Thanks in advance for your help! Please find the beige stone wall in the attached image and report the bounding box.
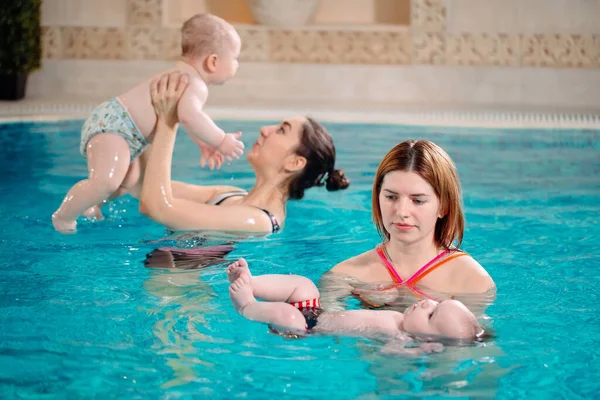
[31,0,600,108]
[40,0,599,67]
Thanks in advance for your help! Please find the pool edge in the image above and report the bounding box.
[1,103,599,129]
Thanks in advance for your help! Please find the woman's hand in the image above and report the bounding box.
[151,71,188,128]
[352,287,398,308]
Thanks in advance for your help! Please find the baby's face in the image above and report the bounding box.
[402,299,480,340]
[213,31,241,84]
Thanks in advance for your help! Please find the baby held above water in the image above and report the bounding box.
[52,13,244,233]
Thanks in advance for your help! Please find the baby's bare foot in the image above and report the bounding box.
[83,205,104,222]
[52,213,77,234]
[226,258,251,283]
[229,273,255,314]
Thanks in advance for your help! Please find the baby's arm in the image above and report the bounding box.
[317,272,356,312]
[177,82,243,158]
[380,335,444,357]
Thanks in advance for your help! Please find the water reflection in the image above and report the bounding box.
[358,340,514,398]
[318,271,496,314]
[318,271,508,397]
[144,245,234,270]
[142,238,235,389]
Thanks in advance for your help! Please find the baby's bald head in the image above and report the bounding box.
[181,13,239,58]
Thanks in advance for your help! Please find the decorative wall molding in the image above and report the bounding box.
[40,24,600,68]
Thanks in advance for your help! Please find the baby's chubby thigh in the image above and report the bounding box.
[121,158,142,190]
[125,149,153,199]
[86,133,132,189]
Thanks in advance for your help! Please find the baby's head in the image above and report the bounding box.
[181,13,241,84]
[402,299,483,341]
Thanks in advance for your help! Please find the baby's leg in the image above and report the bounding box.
[82,187,127,221]
[226,258,320,302]
[52,133,131,233]
[82,204,105,221]
[229,273,306,331]
[82,158,142,221]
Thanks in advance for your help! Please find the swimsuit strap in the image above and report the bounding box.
[406,284,436,300]
[375,244,403,283]
[383,287,439,307]
[258,208,281,233]
[208,191,280,234]
[357,281,437,309]
[404,249,451,285]
[361,247,470,305]
[209,190,248,206]
[375,245,451,284]
[406,251,469,286]
[373,244,466,288]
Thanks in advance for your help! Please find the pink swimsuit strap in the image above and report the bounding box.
[375,245,403,283]
[361,245,468,304]
[405,250,451,285]
[375,244,451,285]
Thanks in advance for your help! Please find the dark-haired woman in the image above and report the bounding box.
[139,71,349,234]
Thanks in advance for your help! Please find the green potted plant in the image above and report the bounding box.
[0,0,41,100]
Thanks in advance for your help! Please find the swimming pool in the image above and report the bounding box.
[0,119,598,399]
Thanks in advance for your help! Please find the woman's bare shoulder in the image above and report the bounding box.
[447,252,495,293]
[330,249,378,275]
[213,185,247,194]
[210,186,247,204]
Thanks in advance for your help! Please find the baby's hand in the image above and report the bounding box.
[217,132,244,160]
[352,289,397,308]
[380,340,443,357]
[419,342,444,354]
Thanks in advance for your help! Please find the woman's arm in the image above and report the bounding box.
[317,271,356,312]
[138,72,273,234]
[321,251,400,309]
[141,143,243,205]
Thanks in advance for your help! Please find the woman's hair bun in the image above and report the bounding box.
[326,169,350,191]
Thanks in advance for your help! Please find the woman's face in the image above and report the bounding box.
[247,116,307,172]
[378,170,442,245]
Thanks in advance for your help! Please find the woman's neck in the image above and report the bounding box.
[384,237,444,275]
[243,175,288,216]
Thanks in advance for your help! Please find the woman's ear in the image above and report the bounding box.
[284,154,307,173]
[205,54,218,73]
[438,204,447,219]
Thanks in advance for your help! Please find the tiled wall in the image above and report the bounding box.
[30,0,600,109]
[40,0,600,67]
[41,0,413,63]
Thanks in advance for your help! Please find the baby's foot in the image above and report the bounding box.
[83,205,104,222]
[52,213,77,234]
[229,273,255,314]
[226,258,251,283]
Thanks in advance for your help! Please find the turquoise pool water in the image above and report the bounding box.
[0,119,598,399]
